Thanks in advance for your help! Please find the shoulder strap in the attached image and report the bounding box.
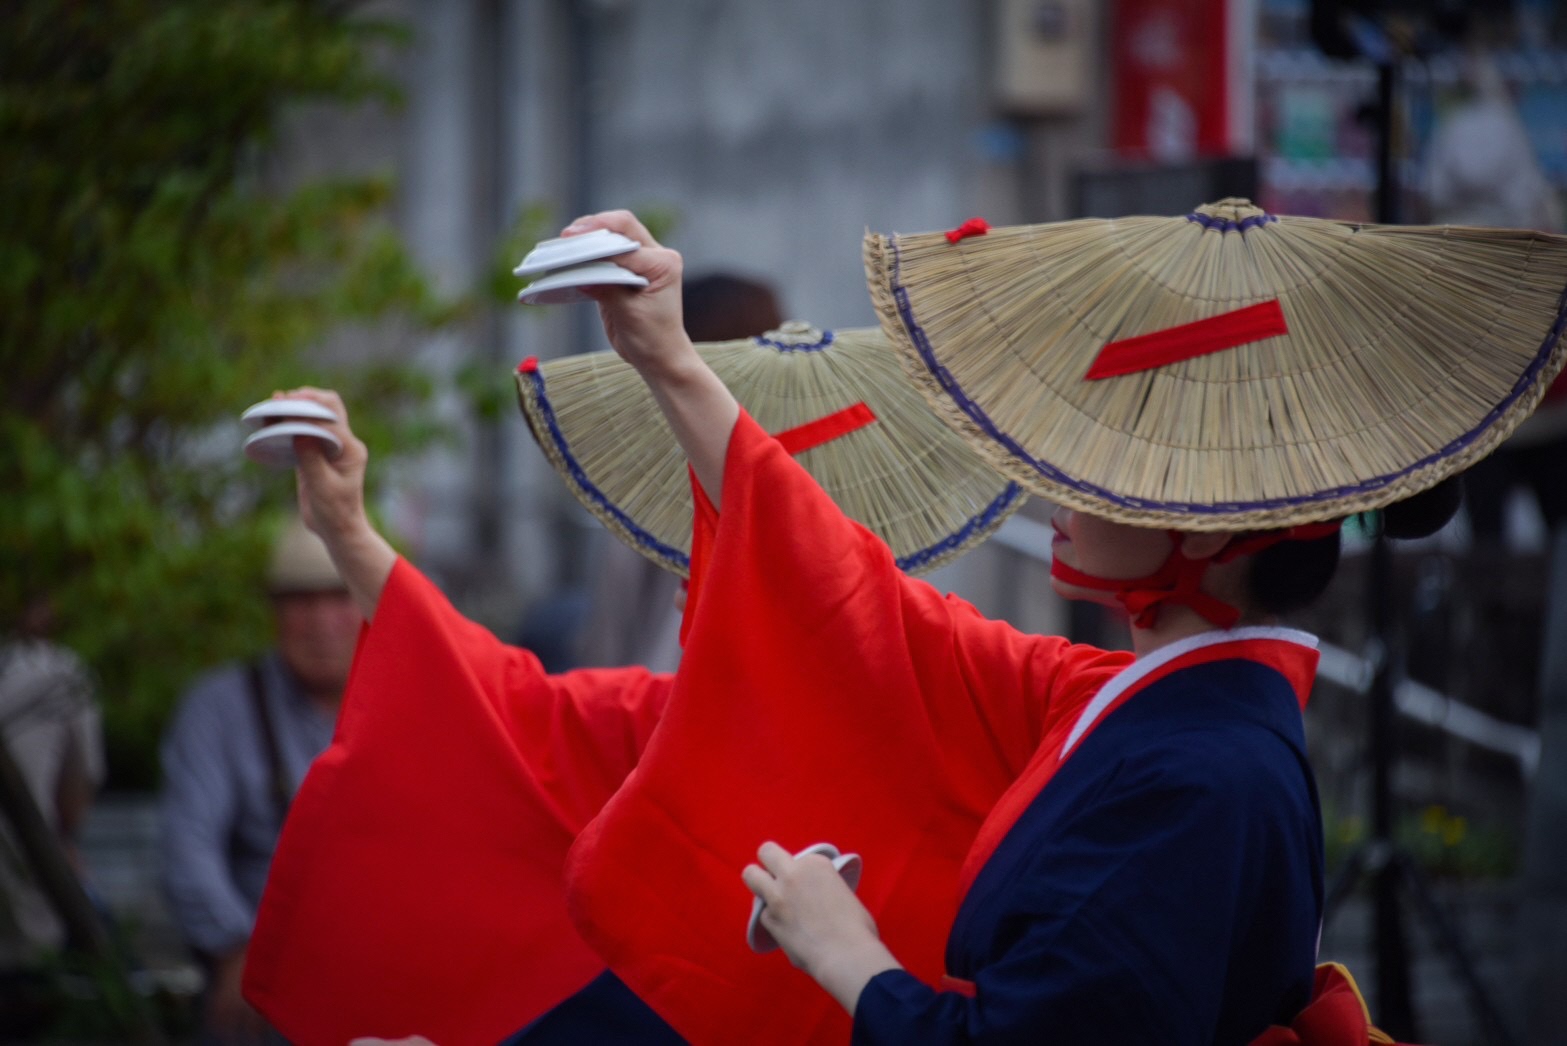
[246,661,293,821]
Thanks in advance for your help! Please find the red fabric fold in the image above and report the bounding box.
[567,410,1128,1044]
[1250,964,1408,1045]
[244,559,671,1046]
[939,975,978,998]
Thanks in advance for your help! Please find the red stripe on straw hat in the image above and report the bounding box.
[1085,299,1289,381]
[771,403,878,455]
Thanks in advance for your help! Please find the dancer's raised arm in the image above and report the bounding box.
[275,386,398,620]
[564,210,740,506]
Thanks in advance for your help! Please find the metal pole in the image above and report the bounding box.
[1521,527,1567,1041]
[472,0,505,574]
[1374,60,1399,225]
[1366,55,1418,1038]
[1367,532,1417,1039]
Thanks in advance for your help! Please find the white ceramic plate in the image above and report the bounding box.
[240,398,340,430]
[516,261,649,306]
[746,842,864,954]
[512,229,640,278]
[243,422,343,469]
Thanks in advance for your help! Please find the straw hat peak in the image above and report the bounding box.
[760,318,829,342]
[1195,197,1266,221]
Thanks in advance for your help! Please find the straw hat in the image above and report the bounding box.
[865,198,1567,530]
[514,322,1026,577]
[267,515,346,594]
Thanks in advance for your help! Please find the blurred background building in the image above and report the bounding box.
[20,0,1566,1041]
[326,0,1567,628]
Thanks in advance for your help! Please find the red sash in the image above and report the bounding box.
[1251,964,1411,1045]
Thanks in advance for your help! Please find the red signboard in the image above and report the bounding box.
[1111,0,1251,159]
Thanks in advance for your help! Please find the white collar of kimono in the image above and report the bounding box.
[1060,626,1320,758]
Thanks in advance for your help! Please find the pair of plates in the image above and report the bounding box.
[240,399,342,468]
[746,842,863,954]
[514,228,649,305]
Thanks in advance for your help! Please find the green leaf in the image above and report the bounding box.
[0,0,460,788]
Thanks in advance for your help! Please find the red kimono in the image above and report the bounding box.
[244,560,671,1046]
[564,412,1404,1045]
[564,411,1132,1043]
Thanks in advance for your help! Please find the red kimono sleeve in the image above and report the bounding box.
[243,558,672,1046]
[567,411,1131,1045]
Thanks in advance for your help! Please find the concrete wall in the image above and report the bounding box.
[359,0,1105,625]
[271,0,1110,629]
[587,0,990,328]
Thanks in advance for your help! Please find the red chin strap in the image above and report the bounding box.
[1049,522,1342,630]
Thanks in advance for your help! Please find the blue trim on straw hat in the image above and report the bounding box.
[755,329,836,353]
[897,481,1025,573]
[521,366,689,570]
[890,238,1567,515]
[1186,210,1279,233]
[522,351,1028,574]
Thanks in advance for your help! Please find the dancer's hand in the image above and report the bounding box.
[560,210,691,380]
[741,841,901,1015]
[559,210,740,505]
[271,387,395,620]
[271,387,368,543]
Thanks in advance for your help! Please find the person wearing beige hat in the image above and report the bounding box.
[159,515,361,1045]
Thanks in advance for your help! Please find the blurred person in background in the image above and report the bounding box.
[1427,49,1567,545]
[0,595,105,1030]
[1426,51,1562,233]
[571,271,783,673]
[160,516,359,1044]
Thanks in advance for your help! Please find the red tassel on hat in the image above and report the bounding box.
[945,217,991,244]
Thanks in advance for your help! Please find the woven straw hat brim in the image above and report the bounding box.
[865,199,1567,531]
[515,324,1026,577]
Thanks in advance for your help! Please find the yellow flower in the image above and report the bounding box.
[1442,816,1467,848]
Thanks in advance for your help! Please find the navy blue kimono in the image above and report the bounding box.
[513,636,1324,1046]
[503,970,681,1044]
[852,643,1324,1045]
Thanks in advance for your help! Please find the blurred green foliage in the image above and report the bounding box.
[1324,802,1519,882]
[0,1,464,787]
